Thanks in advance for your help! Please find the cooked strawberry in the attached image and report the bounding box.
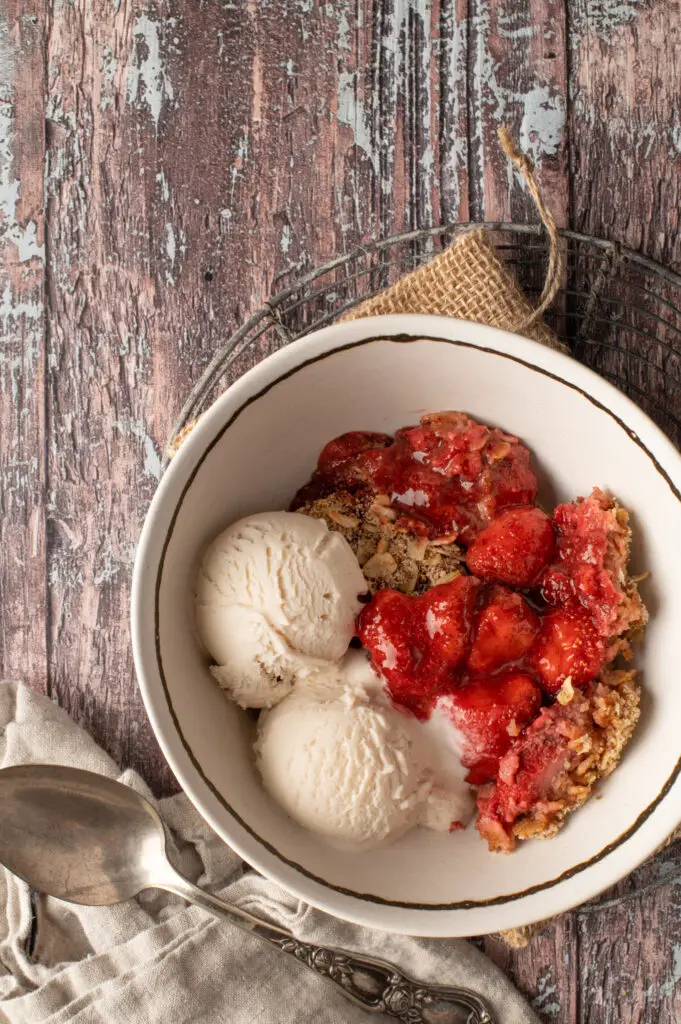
[421,576,481,662]
[475,687,596,852]
[465,506,555,587]
[528,606,605,695]
[463,758,502,787]
[478,443,539,522]
[475,722,569,851]
[538,565,576,607]
[317,431,393,474]
[467,587,540,674]
[420,411,491,450]
[292,431,394,506]
[547,488,646,638]
[358,577,481,717]
[447,671,542,784]
[357,589,414,680]
[571,563,623,628]
[475,790,515,852]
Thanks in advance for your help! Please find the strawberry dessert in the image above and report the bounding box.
[296,411,647,853]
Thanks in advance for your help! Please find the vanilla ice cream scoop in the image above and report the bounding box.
[195,512,366,708]
[256,687,429,847]
[255,653,473,847]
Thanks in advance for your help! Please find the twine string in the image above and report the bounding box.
[498,125,565,331]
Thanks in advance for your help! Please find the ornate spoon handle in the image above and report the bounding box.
[162,870,494,1023]
[264,928,494,1023]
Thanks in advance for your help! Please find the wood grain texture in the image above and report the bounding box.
[2,0,681,1020]
[44,0,172,790]
[467,0,569,227]
[0,3,47,689]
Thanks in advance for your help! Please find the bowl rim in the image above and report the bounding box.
[132,313,681,936]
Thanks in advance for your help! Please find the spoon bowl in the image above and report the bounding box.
[0,764,168,905]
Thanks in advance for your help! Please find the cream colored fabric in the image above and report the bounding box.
[0,681,539,1023]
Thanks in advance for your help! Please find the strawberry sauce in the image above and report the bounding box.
[293,412,538,543]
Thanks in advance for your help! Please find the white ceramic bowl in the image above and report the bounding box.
[132,313,681,937]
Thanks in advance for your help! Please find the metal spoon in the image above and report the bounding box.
[0,765,493,1023]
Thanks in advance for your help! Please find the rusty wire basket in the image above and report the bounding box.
[170,222,681,459]
[168,223,681,912]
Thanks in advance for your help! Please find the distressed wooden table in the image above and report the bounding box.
[2,1,680,1020]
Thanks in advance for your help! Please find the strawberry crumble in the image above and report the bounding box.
[294,411,647,853]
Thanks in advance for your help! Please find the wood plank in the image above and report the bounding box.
[0,3,47,690]
[440,0,470,224]
[568,4,681,1020]
[568,0,681,263]
[574,841,681,1023]
[568,0,681,439]
[485,915,579,1022]
[467,0,569,228]
[45,0,177,790]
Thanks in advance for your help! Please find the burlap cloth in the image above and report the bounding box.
[341,227,563,353]
[171,224,680,948]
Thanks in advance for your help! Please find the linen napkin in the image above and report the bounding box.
[0,681,539,1023]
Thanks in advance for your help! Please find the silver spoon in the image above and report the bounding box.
[0,765,493,1023]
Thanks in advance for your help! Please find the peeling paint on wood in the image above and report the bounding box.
[570,0,644,40]
[0,23,44,264]
[467,0,569,225]
[126,13,175,129]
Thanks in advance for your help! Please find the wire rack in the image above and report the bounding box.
[171,222,681,458]
[171,222,681,915]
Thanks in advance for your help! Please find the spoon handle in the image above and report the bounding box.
[161,871,493,1023]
